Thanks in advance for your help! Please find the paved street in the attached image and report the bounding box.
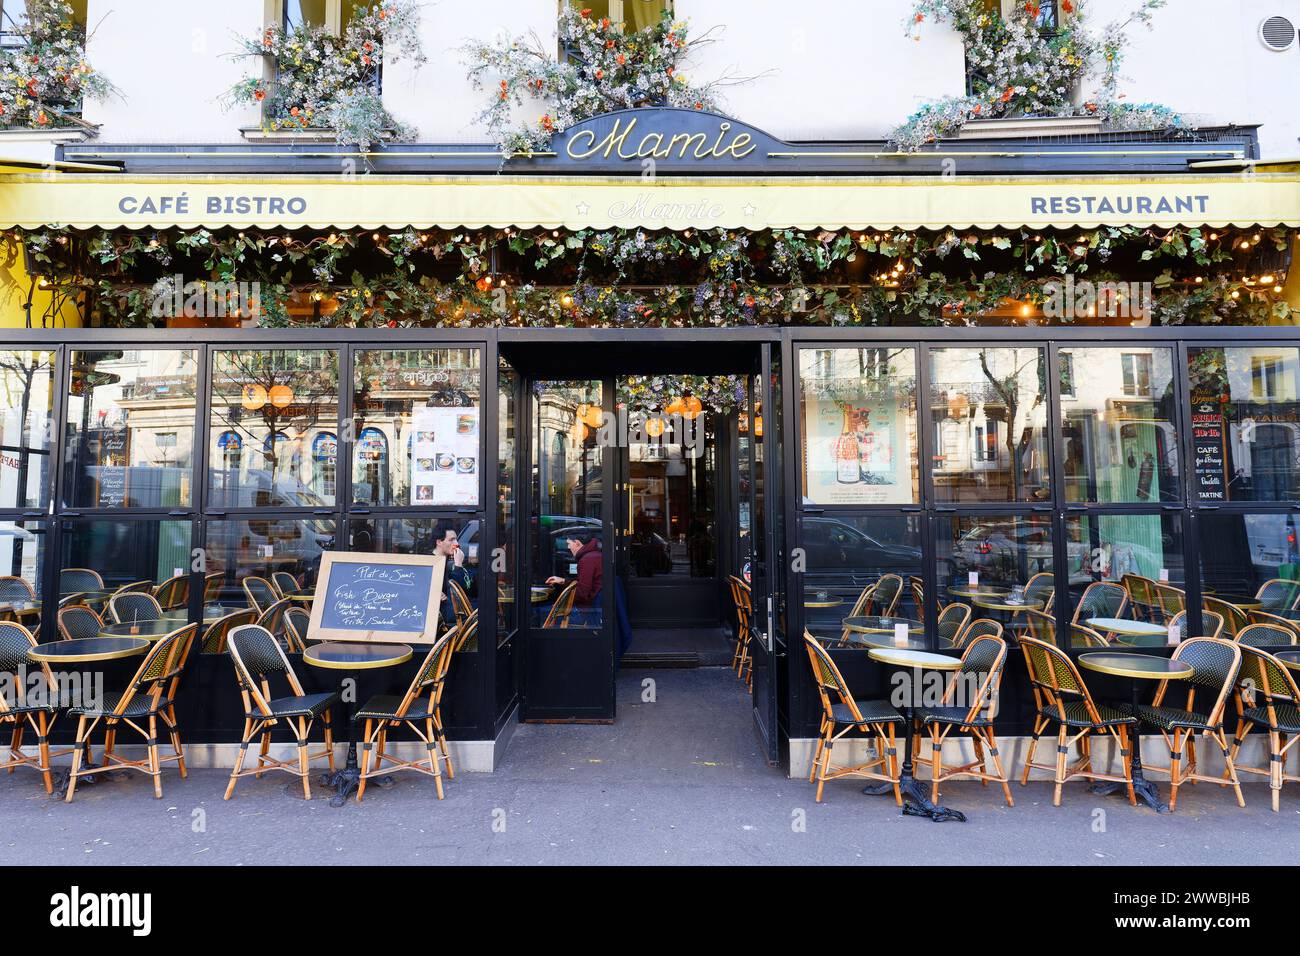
[1,668,1293,866]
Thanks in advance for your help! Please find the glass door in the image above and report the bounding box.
[519,378,616,721]
[750,344,783,764]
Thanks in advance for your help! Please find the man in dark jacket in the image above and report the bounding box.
[547,534,602,625]
[433,521,474,627]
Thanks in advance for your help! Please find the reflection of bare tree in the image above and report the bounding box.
[210,350,338,499]
[978,348,1046,501]
[0,351,52,506]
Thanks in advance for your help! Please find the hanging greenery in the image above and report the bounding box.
[0,0,116,130]
[225,0,425,149]
[463,6,730,156]
[619,374,747,415]
[11,224,1294,330]
[892,0,1181,150]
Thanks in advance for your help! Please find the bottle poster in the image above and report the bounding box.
[410,405,479,506]
[803,397,911,504]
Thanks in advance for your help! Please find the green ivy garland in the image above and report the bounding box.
[11,224,1294,330]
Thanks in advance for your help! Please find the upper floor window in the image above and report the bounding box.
[1252,356,1283,401]
[1,0,87,48]
[562,0,672,36]
[282,0,364,34]
[1121,353,1153,398]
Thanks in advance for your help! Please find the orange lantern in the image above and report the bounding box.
[664,397,686,417]
[268,384,294,408]
[681,395,703,420]
[754,415,764,437]
[240,384,267,410]
[645,416,666,438]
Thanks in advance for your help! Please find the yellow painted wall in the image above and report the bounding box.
[0,237,82,328]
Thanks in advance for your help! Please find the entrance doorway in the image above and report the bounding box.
[502,335,784,763]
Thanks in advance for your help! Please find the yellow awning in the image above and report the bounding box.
[1,171,1298,232]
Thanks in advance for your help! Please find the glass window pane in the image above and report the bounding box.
[65,350,198,509]
[1188,346,1300,502]
[801,514,923,643]
[799,348,918,505]
[1065,513,1184,647]
[0,519,45,608]
[205,517,336,603]
[352,348,481,507]
[59,519,191,593]
[930,347,1050,503]
[497,361,517,641]
[936,514,1054,643]
[531,382,603,629]
[1060,347,1180,503]
[0,350,54,509]
[209,349,339,508]
[1200,513,1300,615]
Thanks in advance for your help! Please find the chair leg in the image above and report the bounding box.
[437,713,455,780]
[255,729,271,778]
[971,734,987,788]
[815,733,832,803]
[809,717,827,783]
[1270,729,1283,812]
[166,705,187,778]
[929,730,942,806]
[357,719,372,803]
[323,711,336,773]
[297,718,311,800]
[225,719,253,800]
[1118,726,1136,806]
[36,713,52,795]
[148,715,163,798]
[7,724,20,771]
[1216,730,1245,808]
[1022,717,1045,786]
[427,718,444,800]
[1168,729,1183,811]
[888,726,901,807]
[65,716,87,803]
[986,730,1013,807]
[1053,724,1068,807]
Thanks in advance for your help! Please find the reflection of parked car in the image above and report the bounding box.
[802,517,922,583]
[953,521,1061,583]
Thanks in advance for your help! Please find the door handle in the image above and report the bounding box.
[626,483,634,534]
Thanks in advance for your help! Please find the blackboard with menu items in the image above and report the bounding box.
[306,552,446,645]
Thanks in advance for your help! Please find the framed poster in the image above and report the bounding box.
[306,551,447,646]
[803,395,912,505]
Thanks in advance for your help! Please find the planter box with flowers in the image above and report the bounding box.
[225,0,425,151]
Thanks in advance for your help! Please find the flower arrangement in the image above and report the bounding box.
[619,374,747,415]
[226,0,425,149]
[13,224,1293,330]
[0,0,116,130]
[892,0,1180,149]
[463,5,727,156]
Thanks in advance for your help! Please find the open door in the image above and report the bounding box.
[519,378,616,721]
[748,343,784,765]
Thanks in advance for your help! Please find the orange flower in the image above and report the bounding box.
[580,7,591,17]
[972,104,982,115]
[606,39,615,48]
[914,12,924,22]
[1000,87,1014,102]
[1062,0,1073,10]
[254,88,266,101]
[35,110,48,125]
[290,106,300,116]
[616,53,625,65]
[693,101,703,109]
[594,69,604,79]
[601,17,610,28]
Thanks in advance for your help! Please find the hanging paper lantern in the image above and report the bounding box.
[645,416,666,437]
[665,397,686,417]
[577,403,603,427]
[241,384,267,410]
[268,384,295,408]
[681,395,703,420]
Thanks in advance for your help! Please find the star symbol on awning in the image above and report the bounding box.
[576,201,591,215]
[741,203,757,217]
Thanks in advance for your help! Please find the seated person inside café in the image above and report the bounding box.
[546,532,603,625]
[433,520,475,625]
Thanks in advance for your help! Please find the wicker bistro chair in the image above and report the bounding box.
[200,608,257,654]
[1018,636,1137,807]
[1247,610,1300,642]
[448,580,473,630]
[0,575,35,602]
[64,623,199,802]
[1235,622,1296,648]
[107,591,162,625]
[1205,597,1249,638]
[1229,644,1300,811]
[869,574,904,617]
[59,568,104,594]
[203,571,226,603]
[914,634,1013,806]
[839,582,878,646]
[936,602,972,648]
[355,627,459,801]
[1069,623,1111,648]
[1071,581,1129,626]
[224,624,339,801]
[1025,608,1058,645]
[57,604,103,642]
[803,631,904,804]
[953,617,1003,649]
[1256,578,1300,613]
[284,607,311,651]
[0,621,67,793]
[153,574,189,611]
[1169,609,1225,641]
[1024,571,1056,613]
[910,578,925,624]
[112,580,154,597]
[1153,582,1186,622]
[243,576,279,615]
[727,575,750,672]
[1121,574,1161,623]
[272,571,301,598]
[541,581,579,630]
[255,598,294,648]
[1122,637,1244,811]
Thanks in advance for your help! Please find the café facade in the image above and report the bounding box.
[1,107,1299,774]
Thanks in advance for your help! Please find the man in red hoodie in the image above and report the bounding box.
[546,534,602,625]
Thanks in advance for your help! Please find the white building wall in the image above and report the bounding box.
[47,0,1300,157]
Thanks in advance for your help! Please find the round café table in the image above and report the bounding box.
[28,636,150,792]
[499,586,552,605]
[842,615,923,636]
[865,647,966,823]
[99,620,181,642]
[1272,650,1300,673]
[1213,594,1263,611]
[303,641,413,807]
[1078,651,1193,813]
[948,585,1009,601]
[0,599,41,620]
[805,597,844,609]
[287,592,316,603]
[1087,617,1169,646]
[842,631,931,651]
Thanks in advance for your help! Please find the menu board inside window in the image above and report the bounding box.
[410,405,479,505]
[1188,346,1300,503]
[799,348,919,505]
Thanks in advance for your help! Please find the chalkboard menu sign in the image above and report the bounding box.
[306,551,446,645]
[1191,401,1227,501]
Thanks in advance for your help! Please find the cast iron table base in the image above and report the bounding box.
[319,717,394,808]
[863,704,967,823]
[1089,679,1170,813]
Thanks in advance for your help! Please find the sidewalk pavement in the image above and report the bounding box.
[1,667,1293,866]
